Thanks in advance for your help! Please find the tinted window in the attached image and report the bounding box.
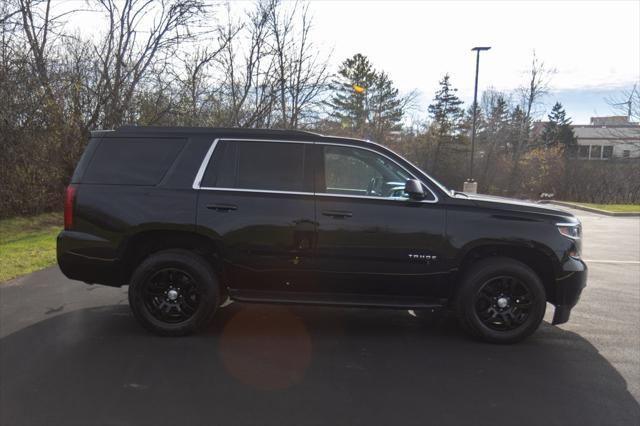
[83,138,185,185]
[201,140,308,192]
[201,140,237,188]
[321,145,421,199]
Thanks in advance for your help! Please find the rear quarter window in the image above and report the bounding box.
[82,138,186,185]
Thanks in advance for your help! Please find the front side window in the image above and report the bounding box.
[320,145,429,200]
[201,140,309,192]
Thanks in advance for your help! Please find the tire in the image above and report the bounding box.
[455,257,546,344]
[128,249,220,336]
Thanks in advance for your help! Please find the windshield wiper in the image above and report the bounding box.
[451,190,469,198]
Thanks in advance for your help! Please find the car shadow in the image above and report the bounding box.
[1,303,638,426]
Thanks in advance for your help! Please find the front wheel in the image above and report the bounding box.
[456,257,546,343]
[128,249,220,336]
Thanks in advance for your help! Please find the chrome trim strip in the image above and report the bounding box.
[314,193,434,203]
[192,138,219,189]
[198,186,313,196]
[192,137,439,203]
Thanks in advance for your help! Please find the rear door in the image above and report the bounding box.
[194,139,317,296]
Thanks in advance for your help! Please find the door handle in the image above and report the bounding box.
[322,210,352,218]
[206,203,238,212]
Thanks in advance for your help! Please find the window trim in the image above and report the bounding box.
[192,138,439,203]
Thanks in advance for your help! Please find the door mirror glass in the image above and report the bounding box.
[404,179,425,200]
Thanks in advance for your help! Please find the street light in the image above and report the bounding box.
[465,46,491,194]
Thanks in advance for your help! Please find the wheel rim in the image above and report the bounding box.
[142,268,201,324]
[474,275,534,331]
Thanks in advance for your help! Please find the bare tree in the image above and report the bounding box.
[90,0,205,128]
[606,84,639,122]
[217,2,276,127]
[506,53,554,193]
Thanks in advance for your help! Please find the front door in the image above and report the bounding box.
[312,143,447,300]
[195,139,316,295]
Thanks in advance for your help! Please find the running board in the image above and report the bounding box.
[228,289,446,310]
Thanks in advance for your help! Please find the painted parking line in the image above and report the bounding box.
[583,260,640,264]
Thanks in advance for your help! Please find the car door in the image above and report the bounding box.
[194,138,317,296]
[312,143,448,300]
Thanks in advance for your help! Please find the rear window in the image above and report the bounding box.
[201,140,309,192]
[82,138,185,185]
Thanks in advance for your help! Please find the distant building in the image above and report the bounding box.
[573,116,640,160]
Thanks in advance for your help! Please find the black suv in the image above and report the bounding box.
[57,126,587,343]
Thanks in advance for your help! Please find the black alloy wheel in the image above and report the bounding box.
[129,249,220,336]
[474,275,534,331]
[456,257,546,343]
[142,268,201,324]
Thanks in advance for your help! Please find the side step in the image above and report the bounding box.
[228,289,446,310]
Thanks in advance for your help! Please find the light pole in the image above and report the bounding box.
[465,46,491,194]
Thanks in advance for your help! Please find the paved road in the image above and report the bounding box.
[1,208,639,426]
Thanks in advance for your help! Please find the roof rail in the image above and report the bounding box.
[113,125,323,137]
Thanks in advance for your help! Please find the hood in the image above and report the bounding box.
[455,192,578,221]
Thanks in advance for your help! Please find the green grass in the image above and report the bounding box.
[0,212,62,283]
[572,203,640,213]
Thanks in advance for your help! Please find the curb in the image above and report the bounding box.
[538,200,640,217]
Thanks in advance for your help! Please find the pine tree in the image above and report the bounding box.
[327,54,377,135]
[369,71,404,140]
[427,74,464,172]
[508,105,528,159]
[541,102,577,149]
[327,54,406,140]
[480,95,510,184]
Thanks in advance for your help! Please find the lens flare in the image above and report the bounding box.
[219,305,312,390]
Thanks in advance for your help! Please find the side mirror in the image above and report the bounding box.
[404,179,425,200]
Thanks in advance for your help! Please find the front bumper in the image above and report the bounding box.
[551,257,588,325]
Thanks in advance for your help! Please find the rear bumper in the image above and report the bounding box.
[551,257,587,325]
[57,231,125,287]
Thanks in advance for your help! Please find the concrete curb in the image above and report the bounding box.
[538,200,640,217]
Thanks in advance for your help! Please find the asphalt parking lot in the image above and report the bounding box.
[1,207,639,426]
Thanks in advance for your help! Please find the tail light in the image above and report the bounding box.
[64,185,76,230]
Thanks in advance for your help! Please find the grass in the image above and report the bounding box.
[0,212,62,283]
[571,203,640,213]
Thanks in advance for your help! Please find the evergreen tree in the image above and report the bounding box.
[479,95,510,185]
[541,102,577,149]
[508,104,528,159]
[369,71,404,140]
[427,74,464,172]
[327,53,406,140]
[327,54,377,135]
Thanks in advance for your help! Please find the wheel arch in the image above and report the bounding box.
[120,229,225,287]
[453,242,558,304]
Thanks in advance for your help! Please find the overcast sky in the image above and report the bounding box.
[306,0,639,124]
[64,0,639,124]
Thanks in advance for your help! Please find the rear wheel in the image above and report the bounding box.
[456,257,546,343]
[128,249,219,336]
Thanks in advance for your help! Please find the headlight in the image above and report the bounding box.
[557,223,581,240]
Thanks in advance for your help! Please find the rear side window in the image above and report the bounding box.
[83,138,185,185]
[201,140,309,192]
